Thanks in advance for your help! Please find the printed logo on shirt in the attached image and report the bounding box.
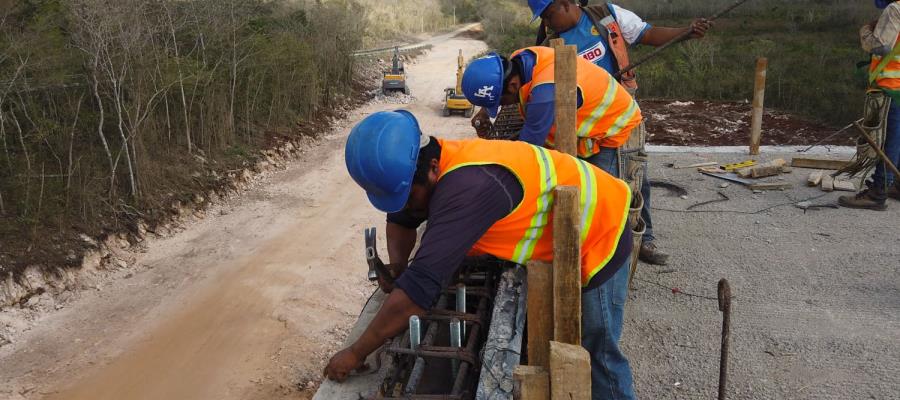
[473,85,495,99]
[578,42,606,63]
[591,26,601,36]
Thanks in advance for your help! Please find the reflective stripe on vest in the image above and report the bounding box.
[870,32,900,91]
[436,138,631,286]
[512,46,643,156]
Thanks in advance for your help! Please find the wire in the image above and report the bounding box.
[652,193,831,215]
[633,277,720,301]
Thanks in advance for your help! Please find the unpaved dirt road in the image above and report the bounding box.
[0,30,486,400]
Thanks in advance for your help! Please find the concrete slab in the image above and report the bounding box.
[624,151,900,399]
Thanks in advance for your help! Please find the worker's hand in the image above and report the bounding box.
[324,348,365,382]
[471,108,492,138]
[377,263,406,293]
[687,18,712,39]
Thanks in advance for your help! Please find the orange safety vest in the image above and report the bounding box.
[869,31,900,93]
[511,46,642,158]
[437,138,631,286]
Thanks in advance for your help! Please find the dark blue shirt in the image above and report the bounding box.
[388,164,631,309]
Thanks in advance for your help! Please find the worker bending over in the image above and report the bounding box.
[462,46,641,179]
[325,110,637,399]
[840,0,900,209]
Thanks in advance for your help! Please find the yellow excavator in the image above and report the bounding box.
[443,50,474,117]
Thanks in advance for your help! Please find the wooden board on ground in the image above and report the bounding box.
[735,159,786,179]
[807,171,824,187]
[791,157,851,170]
[312,290,387,400]
[833,179,856,192]
[549,341,591,400]
[821,174,835,192]
[476,266,527,400]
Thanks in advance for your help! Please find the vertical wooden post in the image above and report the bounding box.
[514,365,550,400]
[526,261,553,369]
[552,186,581,345]
[549,341,591,400]
[550,38,578,157]
[749,57,768,155]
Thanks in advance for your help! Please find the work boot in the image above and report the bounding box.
[638,240,669,265]
[838,187,887,211]
[888,183,900,201]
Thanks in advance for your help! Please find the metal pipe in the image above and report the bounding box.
[409,315,421,350]
[718,279,732,400]
[456,284,466,338]
[450,318,462,378]
[405,296,448,395]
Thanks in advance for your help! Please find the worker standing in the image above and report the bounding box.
[524,0,712,265]
[324,110,636,400]
[839,0,900,209]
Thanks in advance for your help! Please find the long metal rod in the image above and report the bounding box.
[718,279,732,400]
[614,0,752,78]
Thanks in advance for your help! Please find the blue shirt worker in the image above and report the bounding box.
[529,0,711,267]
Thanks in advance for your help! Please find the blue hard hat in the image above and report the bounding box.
[876,0,893,9]
[529,0,553,22]
[462,53,506,118]
[345,110,422,213]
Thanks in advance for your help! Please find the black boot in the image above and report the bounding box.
[838,187,888,211]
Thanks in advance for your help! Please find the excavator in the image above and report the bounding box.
[442,50,474,117]
[382,47,409,95]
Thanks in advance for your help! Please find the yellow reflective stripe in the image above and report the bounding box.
[879,70,900,78]
[604,100,639,139]
[576,79,617,138]
[575,159,598,243]
[512,147,557,263]
[581,181,632,287]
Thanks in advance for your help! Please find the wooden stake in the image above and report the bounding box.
[749,57,767,155]
[526,260,553,369]
[551,38,578,156]
[552,186,581,345]
[514,365,550,400]
[549,341,591,400]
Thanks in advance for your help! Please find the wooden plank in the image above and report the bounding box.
[807,171,824,187]
[791,157,851,170]
[550,39,578,156]
[549,341,591,400]
[671,160,717,169]
[821,174,835,192]
[476,266,528,400]
[749,58,768,155]
[735,158,786,179]
[526,260,553,369]
[513,366,550,400]
[313,290,387,400]
[552,186,581,345]
[833,179,856,192]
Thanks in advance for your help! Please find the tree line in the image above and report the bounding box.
[0,0,366,268]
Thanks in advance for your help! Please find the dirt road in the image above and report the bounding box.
[0,31,486,400]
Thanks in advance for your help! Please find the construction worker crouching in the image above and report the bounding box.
[325,110,637,399]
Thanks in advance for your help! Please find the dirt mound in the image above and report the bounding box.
[642,100,847,147]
